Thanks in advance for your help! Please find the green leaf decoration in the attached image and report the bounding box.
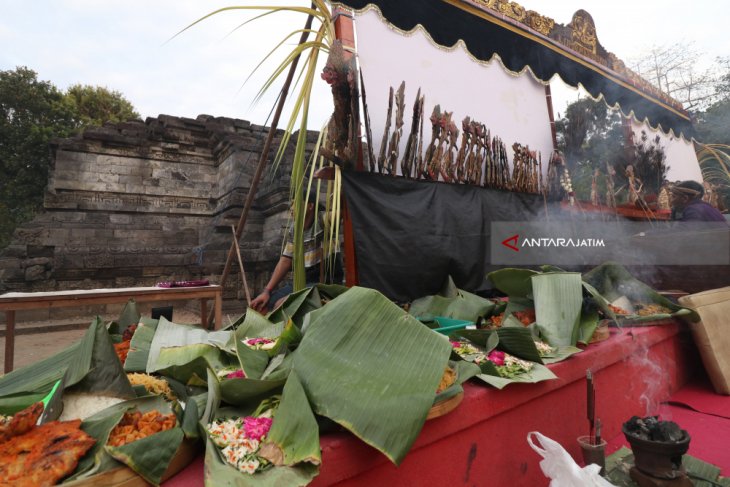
[259,371,321,467]
[474,363,557,390]
[106,427,185,486]
[487,268,539,297]
[583,262,699,322]
[292,287,451,465]
[531,273,584,347]
[409,279,495,321]
[237,310,280,338]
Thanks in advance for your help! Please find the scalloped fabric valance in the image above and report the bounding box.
[335,0,694,139]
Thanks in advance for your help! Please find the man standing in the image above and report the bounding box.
[670,180,727,223]
[250,189,324,312]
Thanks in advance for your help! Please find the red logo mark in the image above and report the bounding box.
[502,234,519,252]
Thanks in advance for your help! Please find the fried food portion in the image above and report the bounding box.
[107,410,176,447]
[114,340,131,364]
[0,419,95,487]
[436,367,457,394]
[0,402,44,444]
[635,303,672,316]
[608,304,630,315]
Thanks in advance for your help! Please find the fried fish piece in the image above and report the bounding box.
[0,419,95,487]
[0,402,44,444]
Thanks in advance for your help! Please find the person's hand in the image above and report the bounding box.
[250,290,270,312]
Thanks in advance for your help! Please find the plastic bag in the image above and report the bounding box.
[527,432,616,487]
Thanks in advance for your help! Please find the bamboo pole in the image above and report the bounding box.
[212,8,315,321]
[231,225,251,305]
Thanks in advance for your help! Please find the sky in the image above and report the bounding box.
[1,0,728,128]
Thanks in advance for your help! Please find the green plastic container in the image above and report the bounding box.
[431,316,473,335]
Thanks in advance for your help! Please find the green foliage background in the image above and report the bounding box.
[0,66,139,248]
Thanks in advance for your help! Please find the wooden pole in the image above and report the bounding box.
[212,8,315,320]
[231,225,251,305]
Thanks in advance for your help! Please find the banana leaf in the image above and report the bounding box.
[0,318,134,411]
[107,299,141,336]
[292,286,451,465]
[531,273,584,347]
[146,317,233,373]
[487,268,539,297]
[434,360,481,403]
[267,286,323,329]
[235,339,271,380]
[124,316,159,372]
[316,283,349,301]
[237,309,280,338]
[152,343,237,386]
[577,308,600,345]
[455,328,543,364]
[474,362,557,390]
[259,371,321,467]
[106,428,184,486]
[65,409,127,482]
[409,277,495,321]
[0,391,49,415]
[203,433,319,487]
[503,296,534,318]
[540,346,583,364]
[219,377,287,407]
[67,395,185,484]
[583,262,699,322]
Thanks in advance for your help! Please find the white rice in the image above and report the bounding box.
[58,392,126,421]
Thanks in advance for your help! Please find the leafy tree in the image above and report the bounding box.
[555,97,668,204]
[0,67,139,248]
[0,67,76,247]
[65,84,139,128]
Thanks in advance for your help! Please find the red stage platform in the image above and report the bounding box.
[166,322,724,486]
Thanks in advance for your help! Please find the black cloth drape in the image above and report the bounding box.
[342,171,548,301]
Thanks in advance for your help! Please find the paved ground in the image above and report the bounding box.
[1,309,241,372]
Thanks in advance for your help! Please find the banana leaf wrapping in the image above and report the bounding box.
[292,286,452,465]
[0,317,135,414]
[409,276,495,321]
[583,262,700,322]
[451,328,557,389]
[202,371,320,486]
[64,395,196,486]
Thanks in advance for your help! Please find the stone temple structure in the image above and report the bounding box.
[0,114,319,320]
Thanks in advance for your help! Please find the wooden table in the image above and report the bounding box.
[0,285,223,373]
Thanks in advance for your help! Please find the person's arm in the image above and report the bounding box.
[250,256,292,311]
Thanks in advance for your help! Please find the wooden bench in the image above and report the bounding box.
[0,285,223,373]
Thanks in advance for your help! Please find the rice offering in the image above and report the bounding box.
[58,393,127,421]
[127,373,176,401]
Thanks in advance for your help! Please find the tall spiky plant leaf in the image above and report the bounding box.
[292,287,451,465]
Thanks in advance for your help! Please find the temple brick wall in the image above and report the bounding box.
[0,114,319,321]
